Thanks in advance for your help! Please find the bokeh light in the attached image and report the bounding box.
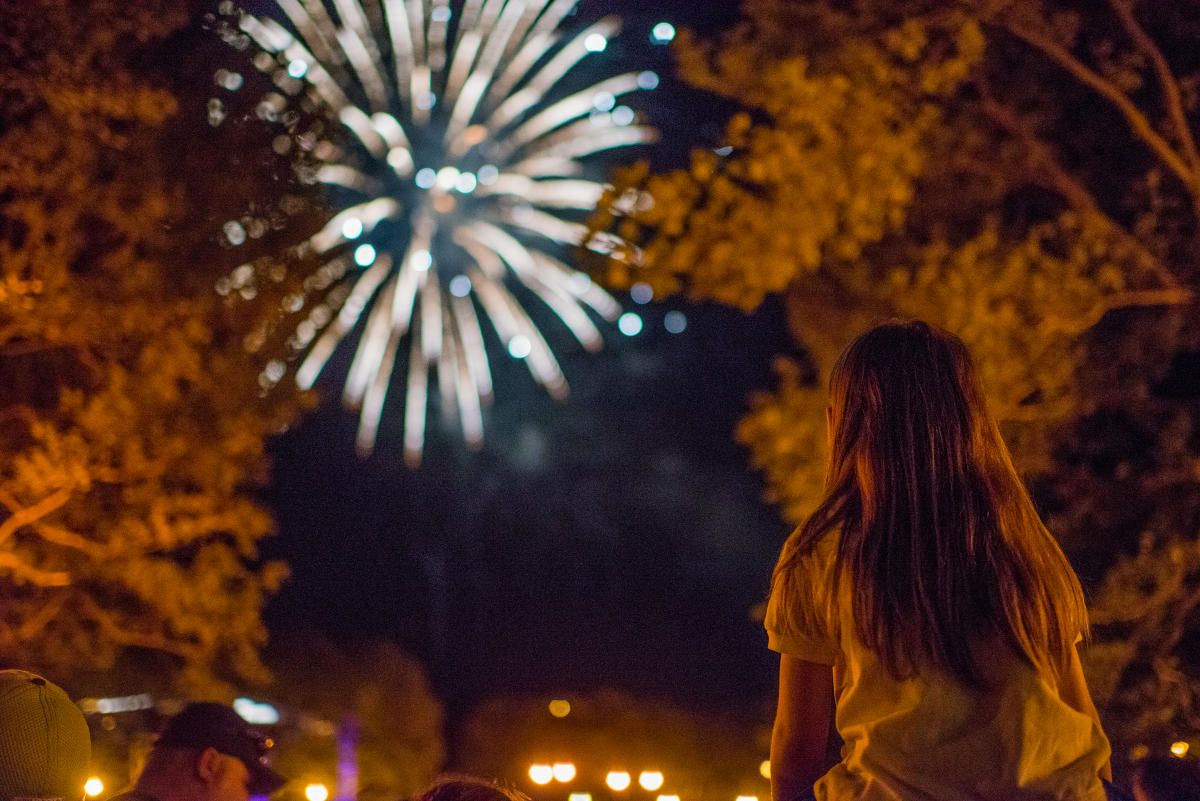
[84,778,103,797]
[651,22,676,43]
[606,771,631,791]
[638,771,664,791]
[530,765,554,785]
[548,699,571,717]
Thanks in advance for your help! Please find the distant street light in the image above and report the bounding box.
[553,763,576,782]
[306,783,329,801]
[638,772,664,791]
[606,771,631,791]
[84,778,104,797]
[529,765,554,785]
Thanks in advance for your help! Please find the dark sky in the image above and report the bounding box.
[255,0,791,724]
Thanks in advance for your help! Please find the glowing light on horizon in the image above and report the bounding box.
[216,0,657,464]
[606,772,631,791]
[638,771,664,791]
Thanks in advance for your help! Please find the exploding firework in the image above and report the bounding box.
[213,0,658,464]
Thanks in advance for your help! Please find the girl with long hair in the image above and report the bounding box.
[767,321,1116,801]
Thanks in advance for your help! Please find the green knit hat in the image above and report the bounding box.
[0,670,90,801]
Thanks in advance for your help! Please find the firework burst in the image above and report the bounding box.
[214,0,657,464]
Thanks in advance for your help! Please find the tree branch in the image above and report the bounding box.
[1038,287,1194,337]
[0,552,70,586]
[1107,0,1200,174]
[16,593,67,641]
[994,16,1197,195]
[33,522,105,558]
[78,595,203,662]
[0,488,72,545]
[976,94,1175,285]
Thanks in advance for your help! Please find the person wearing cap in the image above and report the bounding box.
[108,702,286,801]
[0,669,91,801]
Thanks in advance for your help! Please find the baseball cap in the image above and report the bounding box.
[157,702,286,795]
[0,669,91,801]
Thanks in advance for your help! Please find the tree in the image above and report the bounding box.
[266,633,444,801]
[0,0,305,691]
[589,0,1200,761]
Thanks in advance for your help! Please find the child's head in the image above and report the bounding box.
[778,320,1087,685]
[416,776,531,801]
[825,320,999,505]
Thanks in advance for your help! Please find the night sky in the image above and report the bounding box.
[255,0,794,724]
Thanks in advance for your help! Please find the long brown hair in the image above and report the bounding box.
[772,321,1087,686]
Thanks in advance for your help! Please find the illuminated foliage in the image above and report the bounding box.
[590,0,1200,757]
[0,0,304,690]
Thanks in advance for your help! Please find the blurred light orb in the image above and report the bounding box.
[287,59,308,78]
[618,312,643,336]
[553,763,577,782]
[233,697,280,725]
[569,795,592,801]
[548,699,571,718]
[84,778,104,797]
[663,310,687,334]
[735,796,759,801]
[651,22,675,43]
[411,249,433,271]
[224,220,246,246]
[656,796,680,801]
[612,106,635,126]
[341,218,363,240]
[637,71,660,90]
[449,275,472,298]
[305,784,329,801]
[585,33,608,52]
[353,244,376,266]
[415,168,437,189]
[606,772,631,791]
[1171,740,1190,757]
[630,282,653,304]
[639,771,664,791]
[530,765,554,785]
[509,335,533,359]
[759,760,771,779]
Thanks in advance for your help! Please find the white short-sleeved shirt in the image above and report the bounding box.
[766,533,1111,801]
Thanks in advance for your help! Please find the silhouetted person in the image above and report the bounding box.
[108,702,286,801]
[766,321,1115,801]
[0,669,90,801]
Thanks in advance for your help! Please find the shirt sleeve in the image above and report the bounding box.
[764,543,840,665]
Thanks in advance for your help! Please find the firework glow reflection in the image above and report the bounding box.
[214,0,657,464]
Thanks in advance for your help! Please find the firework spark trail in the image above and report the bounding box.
[217,0,658,464]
